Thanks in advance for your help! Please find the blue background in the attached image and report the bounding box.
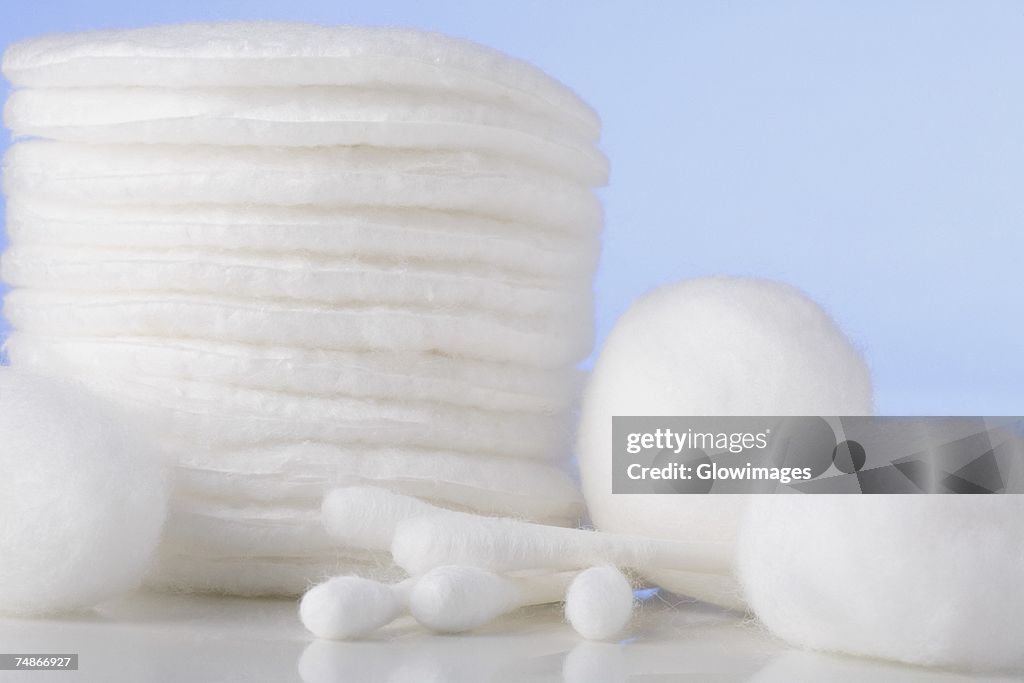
[1,1,1022,415]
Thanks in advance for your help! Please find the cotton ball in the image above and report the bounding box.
[0,369,167,615]
[738,496,1024,672]
[299,576,406,640]
[565,566,634,640]
[577,278,872,606]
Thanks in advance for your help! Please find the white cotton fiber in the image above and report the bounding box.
[3,290,592,368]
[300,576,407,640]
[4,88,607,184]
[5,201,601,281]
[3,334,583,414]
[162,502,338,559]
[1,22,600,135]
[738,496,1024,672]
[0,368,168,615]
[408,565,520,633]
[149,550,401,597]
[321,486,445,552]
[2,21,600,597]
[173,444,583,522]
[3,141,602,232]
[564,566,634,641]
[577,278,872,607]
[11,370,573,460]
[1,245,591,317]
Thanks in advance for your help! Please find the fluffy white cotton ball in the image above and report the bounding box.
[738,496,1024,672]
[0,368,168,615]
[564,566,634,640]
[577,278,872,606]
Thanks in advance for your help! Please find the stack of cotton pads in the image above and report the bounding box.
[0,22,605,595]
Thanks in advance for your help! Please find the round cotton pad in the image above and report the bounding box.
[0,369,168,615]
[172,444,582,522]
[148,549,400,597]
[3,141,601,233]
[4,334,582,414]
[576,278,872,606]
[1,22,600,137]
[3,290,593,367]
[738,496,1024,672]
[4,87,608,185]
[3,21,602,601]
[12,370,572,460]
[162,501,338,558]
[5,201,601,281]
[1,245,591,318]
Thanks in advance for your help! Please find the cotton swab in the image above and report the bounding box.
[299,575,413,640]
[321,486,729,577]
[390,513,732,576]
[409,566,574,633]
[564,566,635,640]
[300,566,576,639]
[322,485,727,579]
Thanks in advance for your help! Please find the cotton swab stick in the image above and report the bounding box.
[409,566,574,633]
[299,575,413,640]
[564,566,635,640]
[391,513,732,576]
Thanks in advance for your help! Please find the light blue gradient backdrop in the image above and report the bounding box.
[1,1,1022,414]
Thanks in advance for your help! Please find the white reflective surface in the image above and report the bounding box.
[0,591,1017,682]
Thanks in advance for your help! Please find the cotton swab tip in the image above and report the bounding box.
[300,575,405,640]
[408,565,518,633]
[565,566,634,641]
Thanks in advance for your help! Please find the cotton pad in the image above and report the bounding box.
[0,369,168,615]
[178,470,580,526]
[576,278,872,607]
[15,370,573,460]
[171,444,582,521]
[3,334,582,414]
[4,87,608,185]
[163,501,338,558]
[149,549,400,596]
[1,22,600,137]
[738,496,1024,672]
[3,290,593,367]
[2,21,600,598]
[1,245,591,317]
[3,141,602,233]
[5,201,601,281]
